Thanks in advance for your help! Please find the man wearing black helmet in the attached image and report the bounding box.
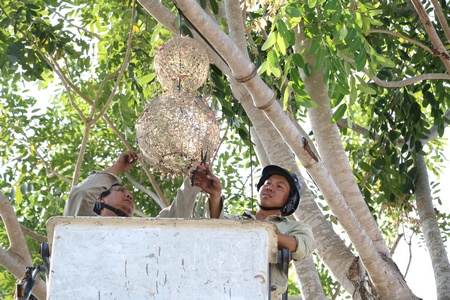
[191,164,315,297]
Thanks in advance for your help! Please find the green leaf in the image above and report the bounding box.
[283,88,289,110]
[331,103,347,123]
[209,0,219,14]
[314,47,326,72]
[344,27,356,45]
[276,37,287,56]
[308,0,317,8]
[262,31,277,51]
[285,4,302,18]
[309,37,321,55]
[291,82,303,95]
[349,36,362,53]
[292,53,305,68]
[355,47,366,71]
[276,19,289,38]
[359,161,371,172]
[137,73,155,85]
[295,95,317,108]
[303,63,311,77]
[357,83,377,95]
[268,49,279,67]
[15,187,23,205]
[375,55,396,68]
[270,64,281,77]
[258,60,271,75]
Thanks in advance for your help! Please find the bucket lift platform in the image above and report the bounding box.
[45,217,278,299]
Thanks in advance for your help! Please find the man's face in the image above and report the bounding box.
[102,185,135,217]
[258,174,290,208]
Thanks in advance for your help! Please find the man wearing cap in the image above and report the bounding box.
[64,150,201,218]
[191,164,315,297]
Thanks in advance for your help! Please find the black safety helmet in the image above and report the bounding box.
[256,165,302,216]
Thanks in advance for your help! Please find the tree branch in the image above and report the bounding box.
[0,193,31,258]
[370,29,435,55]
[0,192,47,299]
[410,0,450,71]
[124,172,164,208]
[101,116,169,207]
[72,124,91,186]
[371,73,450,88]
[339,50,450,88]
[91,5,136,123]
[19,224,48,244]
[35,147,71,184]
[48,7,103,40]
[13,24,89,121]
[429,0,450,42]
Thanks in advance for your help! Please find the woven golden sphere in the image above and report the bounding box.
[136,91,220,177]
[154,36,209,91]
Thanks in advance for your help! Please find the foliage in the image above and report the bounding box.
[1,0,449,298]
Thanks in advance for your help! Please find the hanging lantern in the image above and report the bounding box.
[154,36,210,91]
[136,91,220,177]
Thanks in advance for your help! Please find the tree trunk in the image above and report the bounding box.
[415,154,450,299]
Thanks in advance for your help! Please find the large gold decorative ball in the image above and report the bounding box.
[154,36,210,91]
[136,91,220,177]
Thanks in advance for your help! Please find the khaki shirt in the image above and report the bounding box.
[64,171,200,218]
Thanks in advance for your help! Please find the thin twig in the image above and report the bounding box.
[91,5,137,123]
[370,29,434,55]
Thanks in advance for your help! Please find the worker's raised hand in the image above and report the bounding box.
[104,151,139,175]
[117,151,139,172]
[190,165,222,198]
[190,165,223,218]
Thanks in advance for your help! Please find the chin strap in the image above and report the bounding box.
[95,202,128,217]
[257,203,283,211]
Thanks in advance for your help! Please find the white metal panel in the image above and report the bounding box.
[46,217,277,300]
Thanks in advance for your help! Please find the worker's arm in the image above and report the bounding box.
[277,231,299,253]
[103,151,138,175]
[158,176,201,218]
[190,165,223,218]
[277,221,315,261]
[64,151,138,216]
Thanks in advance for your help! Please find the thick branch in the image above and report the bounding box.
[224,0,249,56]
[410,0,450,71]
[0,192,31,260]
[415,155,450,297]
[429,0,450,42]
[19,225,48,243]
[170,4,399,288]
[0,192,47,299]
[137,0,177,33]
